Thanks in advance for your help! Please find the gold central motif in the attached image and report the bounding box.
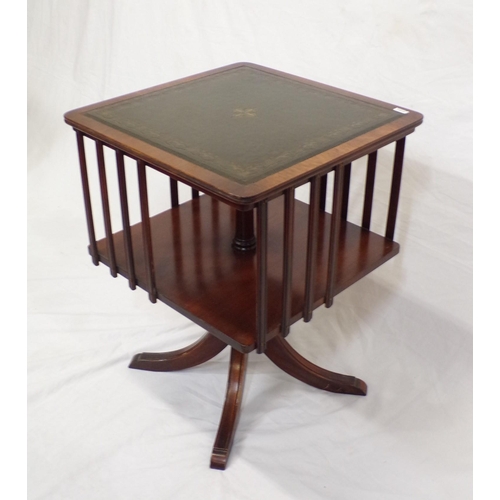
[233,108,256,118]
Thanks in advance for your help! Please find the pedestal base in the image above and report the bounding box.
[129,332,366,469]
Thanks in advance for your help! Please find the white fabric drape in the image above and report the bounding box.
[28,1,472,499]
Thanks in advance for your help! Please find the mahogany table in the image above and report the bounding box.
[64,63,423,469]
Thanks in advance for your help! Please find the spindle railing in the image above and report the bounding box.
[255,140,406,352]
[74,129,406,355]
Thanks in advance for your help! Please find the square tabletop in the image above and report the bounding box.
[64,63,423,207]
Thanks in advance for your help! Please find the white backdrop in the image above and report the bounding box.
[27,1,472,499]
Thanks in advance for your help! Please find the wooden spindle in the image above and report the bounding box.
[281,188,295,337]
[170,178,179,208]
[256,200,268,353]
[75,131,99,266]
[116,150,136,289]
[192,188,200,199]
[95,140,117,277]
[192,193,203,279]
[303,176,320,322]
[362,151,378,230]
[319,173,328,212]
[171,205,183,282]
[325,165,345,307]
[385,138,406,240]
[137,160,157,303]
[341,162,352,220]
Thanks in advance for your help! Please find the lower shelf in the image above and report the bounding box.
[96,195,399,352]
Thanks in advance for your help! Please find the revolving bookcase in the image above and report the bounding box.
[64,63,423,469]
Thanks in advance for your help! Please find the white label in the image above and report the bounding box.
[393,107,409,114]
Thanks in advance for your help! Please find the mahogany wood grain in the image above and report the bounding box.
[265,335,367,395]
[137,161,157,303]
[96,140,117,277]
[95,195,399,353]
[386,138,406,240]
[129,332,227,371]
[362,151,378,230]
[211,349,248,470]
[75,131,99,265]
[116,150,136,289]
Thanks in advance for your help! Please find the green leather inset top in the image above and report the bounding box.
[86,66,400,184]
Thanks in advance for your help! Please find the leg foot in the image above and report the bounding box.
[265,335,367,396]
[210,349,248,470]
[129,333,227,372]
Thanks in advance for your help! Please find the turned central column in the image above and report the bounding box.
[232,209,256,252]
